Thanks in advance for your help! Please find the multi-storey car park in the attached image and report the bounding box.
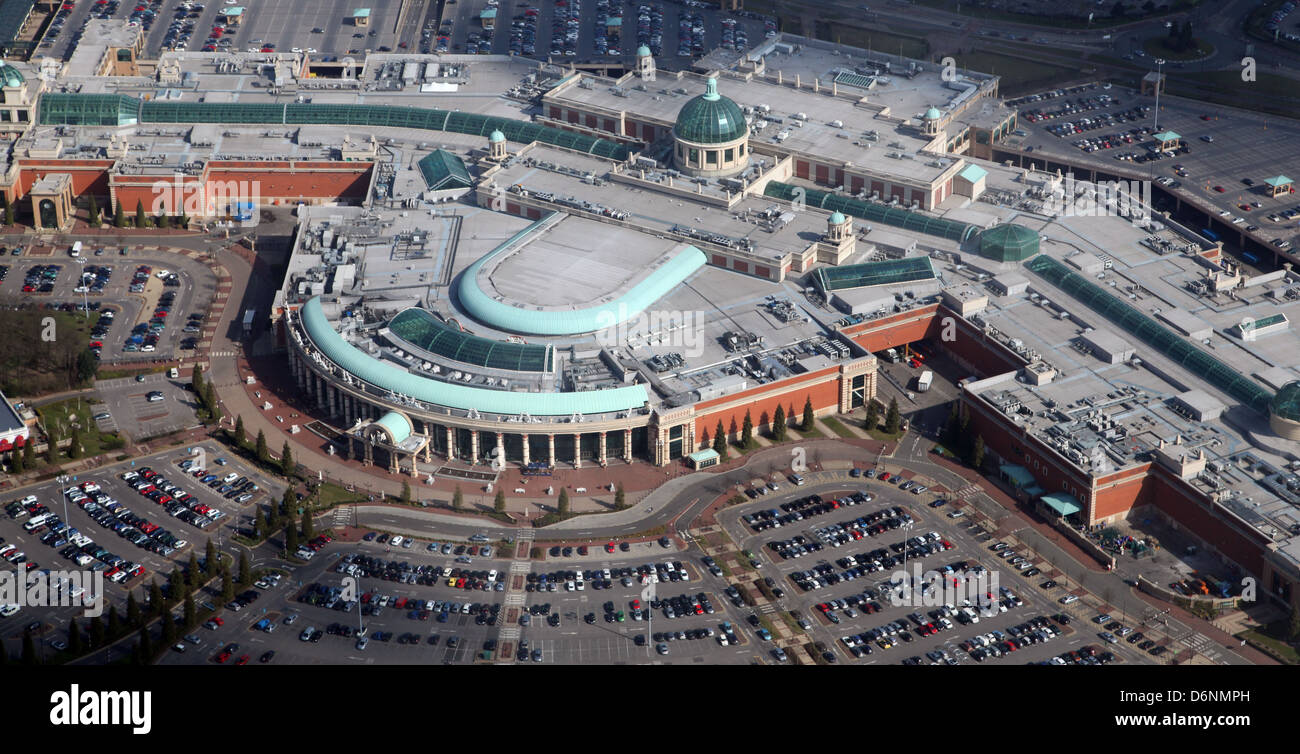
[2,20,1300,615]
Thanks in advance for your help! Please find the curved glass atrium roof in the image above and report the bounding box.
[374,411,413,443]
[386,307,554,372]
[1026,255,1274,413]
[764,182,978,243]
[1273,381,1300,422]
[299,297,649,416]
[456,214,707,336]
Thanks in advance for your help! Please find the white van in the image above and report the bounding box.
[24,513,52,531]
[70,241,82,257]
[487,569,499,582]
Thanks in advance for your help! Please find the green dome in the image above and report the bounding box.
[488,129,505,143]
[978,223,1040,263]
[0,62,24,89]
[924,106,942,120]
[829,211,847,224]
[673,77,747,145]
[636,45,651,57]
[1273,381,1300,422]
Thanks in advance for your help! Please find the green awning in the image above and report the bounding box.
[1023,484,1044,497]
[687,449,719,464]
[999,464,1036,488]
[1040,492,1082,517]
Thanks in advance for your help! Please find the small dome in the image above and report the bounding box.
[829,211,847,225]
[978,223,1040,263]
[0,62,24,89]
[673,77,747,145]
[488,129,506,143]
[924,106,942,121]
[1273,381,1300,423]
[636,45,652,57]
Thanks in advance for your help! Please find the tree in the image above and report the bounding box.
[76,348,98,383]
[221,568,233,600]
[150,580,165,617]
[169,567,184,601]
[187,551,200,587]
[67,427,82,460]
[741,410,755,448]
[89,617,105,649]
[67,618,82,656]
[135,199,147,228]
[864,400,880,432]
[107,605,120,637]
[452,486,463,511]
[157,213,170,230]
[494,489,506,514]
[202,382,218,421]
[1111,0,1124,16]
[884,398,901,435]
[113,199,126,228]
[280,441,294,476]
[87,195,101,227]
[801,395,815,432]
[255,430,269,463]
[21,438,34,470]
[205,539,217,577]
[21,630,36,665]
[160,611,175,644]
[971,435,986,470]
[192,364,205,398]
[1,193,12,226]
[45,432,59,465]
[712,420,727,456]
[234,415,246,447]
[238,551,250,586]
[557,488,570,516]
[1289,603,1300,641]
[10,445,23,474]
[772,404,787,442]
[183,592,196,630]
[285,520,299,554]
[614,483,626,510]
[125,591,140,627]
[300,508,313,540]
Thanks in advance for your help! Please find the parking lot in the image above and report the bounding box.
[714,473,1166,666]
[0,442,283,656]
[0,245,217,366]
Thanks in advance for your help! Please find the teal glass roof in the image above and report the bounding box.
[39,95,630,160]
[764,182,978,243]
[416,149,473,191]
[374,411,413,443]
[1026,255,1274,413]
[636,45,651,56]
[958,164,988,183]
[924,106,942,120]
[0,61,23,88]
[0,1,35,51]
[673,78,746,145]
[814,256,935,292]
[387,307,554,372]
[38,93,140,126]
[832,70,876,90]
[1040,492,1082,516]
[300,297,649,416]
[1274,381,1300,422]
[1266,175,1293,187]
[979,223,1040,263]
[457,214,707,335]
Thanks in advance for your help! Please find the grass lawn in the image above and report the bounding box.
[948,52,1075,92]
[314,482,366,508]
[1239,622,1300,665]
[1166,71,1300,120]
[1143,37,1214,61]
[865,426,904,443]
[793,426,825,440]
[820,416,858,439]
[37,397,124,457]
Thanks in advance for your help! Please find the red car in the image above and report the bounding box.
[879,472,892,481]
[1213,185,1225,193]
[630,598,641,610]
[214,651,231,663]
[605,542,616,553]
[234,654,249,665]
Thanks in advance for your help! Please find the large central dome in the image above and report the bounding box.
[0,62,24,89]
[673,77,746,145]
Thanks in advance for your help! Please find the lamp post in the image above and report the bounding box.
[56,474,70,527]
[1152,58,1165,133]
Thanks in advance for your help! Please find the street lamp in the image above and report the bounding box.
[1152,58,1166,133]
[56,474,69,527]
[74,257,88,317]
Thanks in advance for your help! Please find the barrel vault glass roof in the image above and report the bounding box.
[387,307,554,372]
[39,93,140,126]
[1026,255,1274,413]
[815,256,936,292]
[457,214,707,335]
[300,297,649,416]
[1273,381,1300,422]
[374,411,413,443]
[416,149,473,191]
[764,182,977,243]
[38,95,630,160]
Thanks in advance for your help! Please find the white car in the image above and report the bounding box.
[1059,594,1079,604]
[0,603,19,617]
[155,269,173,279]
[389,535,403,547]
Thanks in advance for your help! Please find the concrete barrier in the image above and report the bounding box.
[1052,519,1115,570]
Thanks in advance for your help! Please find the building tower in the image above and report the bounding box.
[922,105,942,137]
[636,45,655,82]
[488,129,507,160]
